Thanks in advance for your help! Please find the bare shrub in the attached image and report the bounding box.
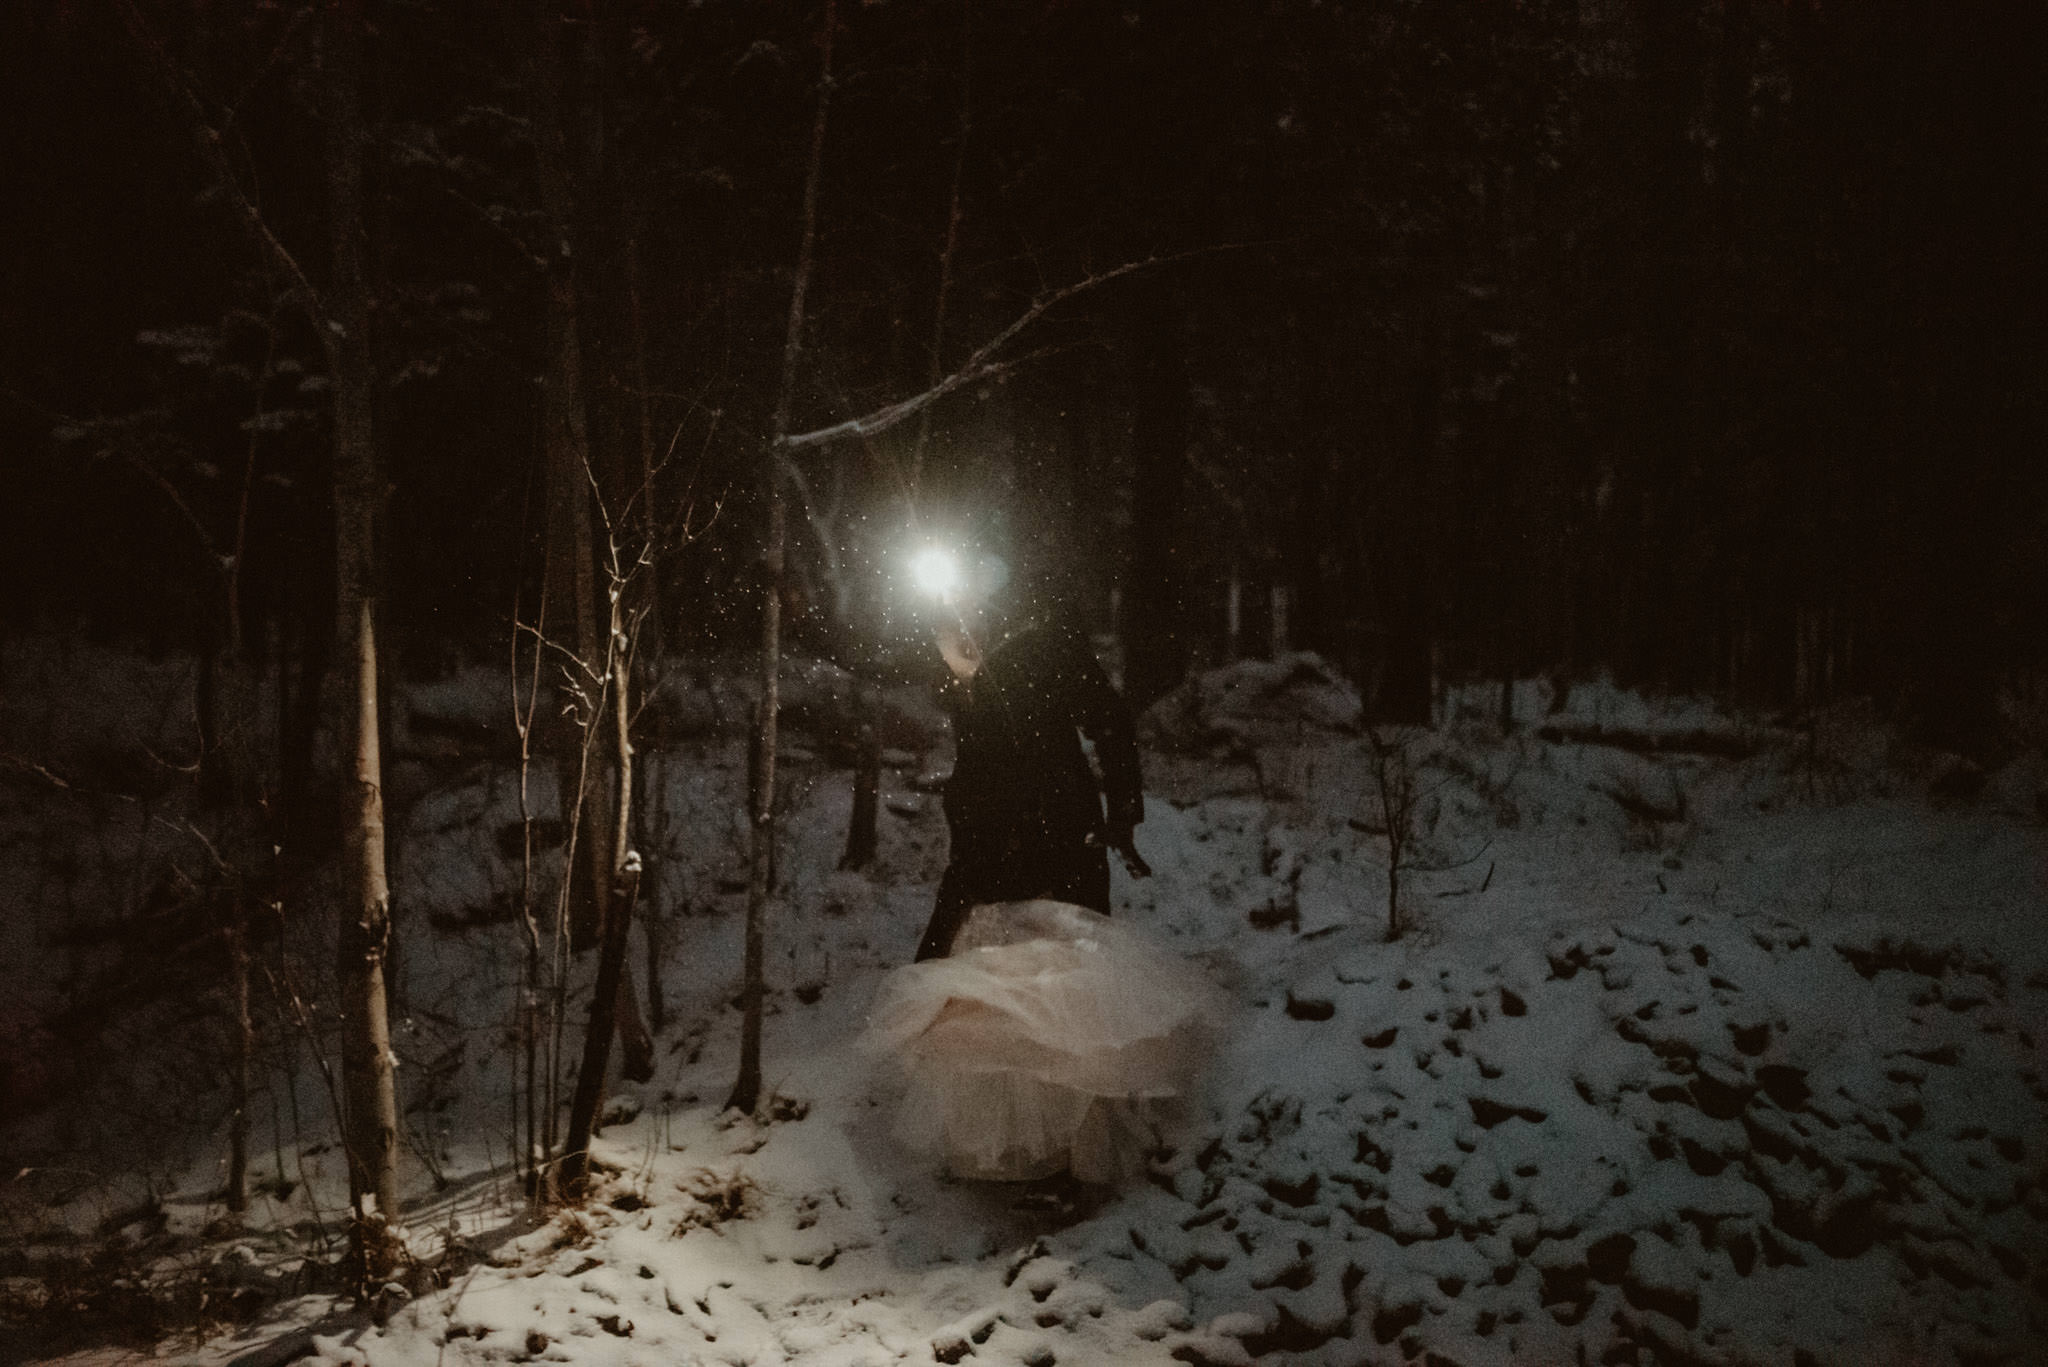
[673,1168,762,1233]
[1358,729,1491,941]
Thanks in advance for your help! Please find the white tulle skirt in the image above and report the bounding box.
[864,900,1225,1184]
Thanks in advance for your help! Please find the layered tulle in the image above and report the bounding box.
[864,900,1226,1183]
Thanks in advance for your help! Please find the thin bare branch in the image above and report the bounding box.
[119,450,218,558]
[779,250,1212,452]
[221,4,318,134]
[515,618,604,685]
[116,0,333,363]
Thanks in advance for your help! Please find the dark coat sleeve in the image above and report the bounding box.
[1061,629,1145,832]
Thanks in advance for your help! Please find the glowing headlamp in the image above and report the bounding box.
[909,545,965,602]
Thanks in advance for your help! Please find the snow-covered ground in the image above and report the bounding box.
[4,649,2046,1365]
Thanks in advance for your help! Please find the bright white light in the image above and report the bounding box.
[910,545,963,600]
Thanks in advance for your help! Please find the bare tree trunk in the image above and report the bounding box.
[533,0,606,952]
[225,900,251,1215]
[730,0,835,1118]
[196,636,225,804]
[559,583,642,1194]
[839,696,880,871]
[730,506,784,1117]
[1225,560,1243,661]
[539,283,606,948]
[323,0,402,1284]
[116,0,393,1271]
[280,573,332,864]
[207,340,270,811]
[624,237,668,1035]
[558,858,640,1193]
[337,593,402,1243]
[818,0,968,874]
[512,615,545,1199]
[201,426,265,1198]
[531,0,652,1079]
[639,749,666,1034]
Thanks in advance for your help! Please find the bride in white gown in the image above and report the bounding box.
[868,548,1224,1183]
[864,898,1226,1184]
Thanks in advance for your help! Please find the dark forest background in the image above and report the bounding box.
[3,0,2043,754]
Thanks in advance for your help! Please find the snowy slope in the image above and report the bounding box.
[6,657,2047,1366]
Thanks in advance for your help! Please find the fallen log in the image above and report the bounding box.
[1536,721,1764,759]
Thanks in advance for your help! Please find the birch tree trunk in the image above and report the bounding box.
[625,236,668,1035]
[113,0,395,1262]
[729,0,835,1117]
[324,0,402,1281]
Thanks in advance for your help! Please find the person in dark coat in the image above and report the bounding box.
[912,600,1148,963]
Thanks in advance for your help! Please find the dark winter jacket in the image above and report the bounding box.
[943,621,1143,851]
[913,621,1143,960]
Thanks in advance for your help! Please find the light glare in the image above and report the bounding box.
[911,545,963,600]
